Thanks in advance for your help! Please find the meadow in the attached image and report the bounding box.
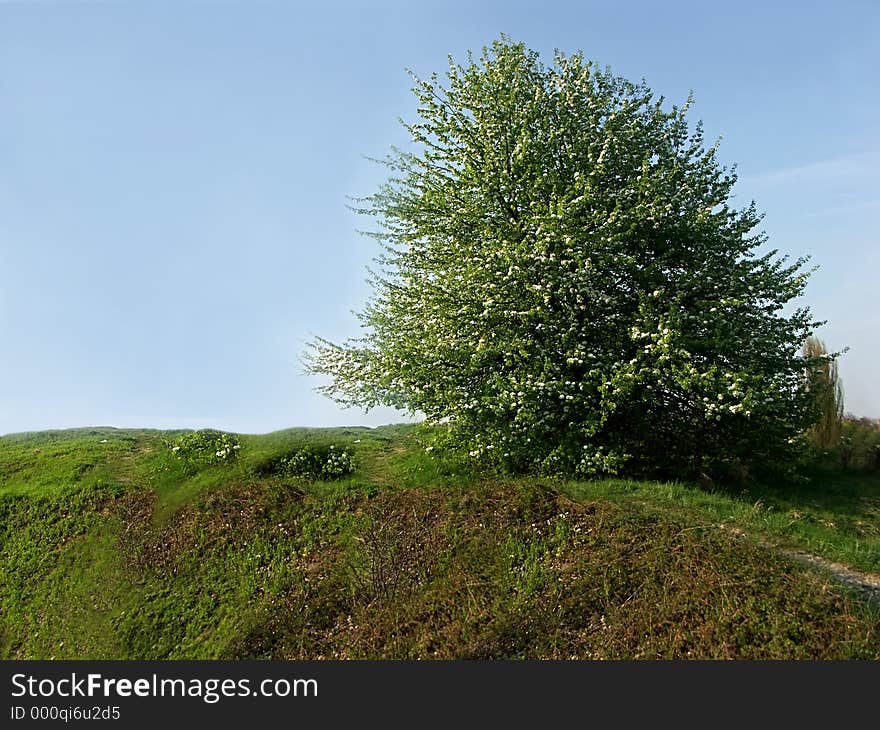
[1,424,878,659]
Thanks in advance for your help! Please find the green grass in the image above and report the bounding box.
[1,424,878,659]
[560,471,880,574]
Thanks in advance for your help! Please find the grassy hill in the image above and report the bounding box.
[1,424,878,659]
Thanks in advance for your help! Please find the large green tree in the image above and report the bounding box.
[308,37,831,481]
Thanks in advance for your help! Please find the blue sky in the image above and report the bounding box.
[1,1,877,435]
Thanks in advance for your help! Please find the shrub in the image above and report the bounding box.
[169,430,241,465]
[839,417,880,472]
[274,445,355,481]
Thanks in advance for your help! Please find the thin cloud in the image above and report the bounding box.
[803,198,880,219]
[740,154,872,188]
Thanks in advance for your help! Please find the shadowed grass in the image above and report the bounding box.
[561,473,880,574]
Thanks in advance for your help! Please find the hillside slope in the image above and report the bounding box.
[1,425,878,659]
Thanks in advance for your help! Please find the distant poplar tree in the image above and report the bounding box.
[802,336,844,450]
[307,37,833,481]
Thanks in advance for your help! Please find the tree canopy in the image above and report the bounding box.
[307,37,831,481]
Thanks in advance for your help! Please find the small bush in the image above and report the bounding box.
[270,445,355,481]
[839,417,880,472]
[806,416,880,472]
[169,430,241,465]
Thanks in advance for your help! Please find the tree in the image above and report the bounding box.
[802,336,844,450]
[307,37,832,481]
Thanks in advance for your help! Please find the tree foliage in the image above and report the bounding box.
[307,37,832,481]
